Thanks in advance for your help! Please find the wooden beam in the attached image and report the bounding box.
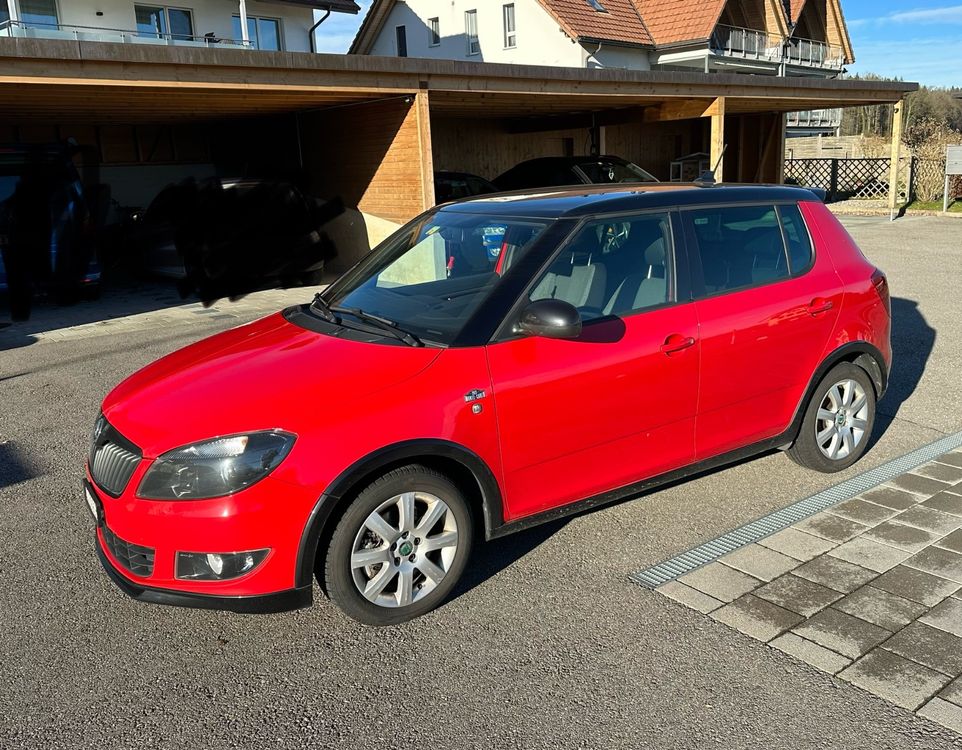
[888,98,904,220]
[415,90,435,210]
[710,97,726,182]
[643,99,719,123]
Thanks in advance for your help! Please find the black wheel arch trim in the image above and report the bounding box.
[787,341,888,439]
[295,439,505,588]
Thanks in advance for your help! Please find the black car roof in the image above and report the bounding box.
[438,183,822,219]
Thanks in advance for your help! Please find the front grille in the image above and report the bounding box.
[89,417,142,496]
[101,525,155,577]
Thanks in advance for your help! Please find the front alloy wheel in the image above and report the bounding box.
[351,491,459,608]
[325,465,473,625]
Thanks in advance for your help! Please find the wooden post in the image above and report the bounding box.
[415,90,435,210]
[775,113,786,184]
[888,98,903,221]
[709,97,726,182]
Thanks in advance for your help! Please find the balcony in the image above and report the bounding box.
[710,24,845,71]
[0,19,251,49]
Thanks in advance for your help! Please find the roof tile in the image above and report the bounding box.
[538,0,654,46]
[630,0,728,45]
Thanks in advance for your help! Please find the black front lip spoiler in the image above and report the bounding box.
[96,539,313,615]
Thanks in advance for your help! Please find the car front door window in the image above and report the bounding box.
[527,212,673,322]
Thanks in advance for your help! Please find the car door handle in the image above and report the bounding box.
[660,334,696,355]
[808,298,834,315]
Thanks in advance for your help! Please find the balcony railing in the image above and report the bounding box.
[784,36,845,69]
[787,109,843,128]
[710,24,845,70]
[0,19,253,49]
[710,25,783,62]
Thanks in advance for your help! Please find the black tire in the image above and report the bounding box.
[324,464,474,626]
[787,362,876,473]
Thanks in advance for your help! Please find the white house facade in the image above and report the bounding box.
[0,0,358,53]
[365,0,650,69]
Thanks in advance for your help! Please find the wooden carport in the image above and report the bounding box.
[0,38,916,233]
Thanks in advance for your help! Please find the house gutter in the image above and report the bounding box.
[586,40,603,68]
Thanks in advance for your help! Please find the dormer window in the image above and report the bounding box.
[587,0,608,11]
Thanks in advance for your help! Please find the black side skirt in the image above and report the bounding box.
[96,541,313,615]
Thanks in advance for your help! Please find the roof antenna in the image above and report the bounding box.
[694,144,727,187]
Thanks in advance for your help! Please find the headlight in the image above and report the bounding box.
[137,431,295,500]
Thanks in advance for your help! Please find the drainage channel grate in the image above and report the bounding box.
[631,430,962,589]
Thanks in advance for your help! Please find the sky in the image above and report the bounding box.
[314,1,961,88]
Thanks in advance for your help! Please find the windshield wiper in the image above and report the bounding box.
[310,293,339,323]
[331,306,423,347]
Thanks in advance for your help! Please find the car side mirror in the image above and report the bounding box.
[518,299,582,340]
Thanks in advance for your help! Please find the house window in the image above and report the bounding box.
[465,9,479,56]
[0,1,10,25]
[136,6,194,41]
[395,25,407,57]
[428,17,440,47]
[20,0,59,27]
[587,0,608,11]
[503,4,516,48]
[231,15,282,50]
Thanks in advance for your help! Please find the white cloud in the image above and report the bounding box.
[849,4,962,26]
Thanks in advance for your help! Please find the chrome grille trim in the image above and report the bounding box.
[89,417,142,496]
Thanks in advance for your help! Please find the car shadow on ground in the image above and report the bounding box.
[872,296,936,443]
[447,519,569,604]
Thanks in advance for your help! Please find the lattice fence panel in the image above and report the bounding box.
[911,159,946,202]
[784,159,832,192]
[784,157,911,202]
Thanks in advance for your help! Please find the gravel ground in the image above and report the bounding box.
[1,215,960,749]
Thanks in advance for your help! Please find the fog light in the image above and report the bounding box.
[175,549,269,581]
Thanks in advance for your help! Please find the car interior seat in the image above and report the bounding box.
[603,238,668,316]
[530,231,607,310]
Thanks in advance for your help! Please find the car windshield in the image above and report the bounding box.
[576,160,658,184]
[321,210,549,345]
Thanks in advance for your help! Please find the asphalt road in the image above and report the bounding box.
[1,215,960,749]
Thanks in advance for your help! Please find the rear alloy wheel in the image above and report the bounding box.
[788,362,876,473]
[325,465,473,625]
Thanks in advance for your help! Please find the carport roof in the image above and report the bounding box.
[0,37,916,124]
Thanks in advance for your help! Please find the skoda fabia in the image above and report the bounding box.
[86,184,891,625]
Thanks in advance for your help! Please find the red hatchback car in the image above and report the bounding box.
[86,184,891,625]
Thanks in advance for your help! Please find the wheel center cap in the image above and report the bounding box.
[836,411,847,427]
[398,541,413,556]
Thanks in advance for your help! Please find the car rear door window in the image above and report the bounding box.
[687,204,789,295]
[777,203,813,274]
[529,212,672,320]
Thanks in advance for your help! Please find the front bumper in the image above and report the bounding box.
[96,538,311,614]
[85,464,318,614]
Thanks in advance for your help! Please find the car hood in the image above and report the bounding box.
[102,312,441,457]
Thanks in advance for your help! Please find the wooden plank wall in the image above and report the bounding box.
[604,120,703,181]
[431,117,592,181]
[302,97,426,224]
[432,117,706,183]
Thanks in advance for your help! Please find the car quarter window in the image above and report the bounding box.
[528,212,672,321]
[778,203,814,274]
[686,204,790,296]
